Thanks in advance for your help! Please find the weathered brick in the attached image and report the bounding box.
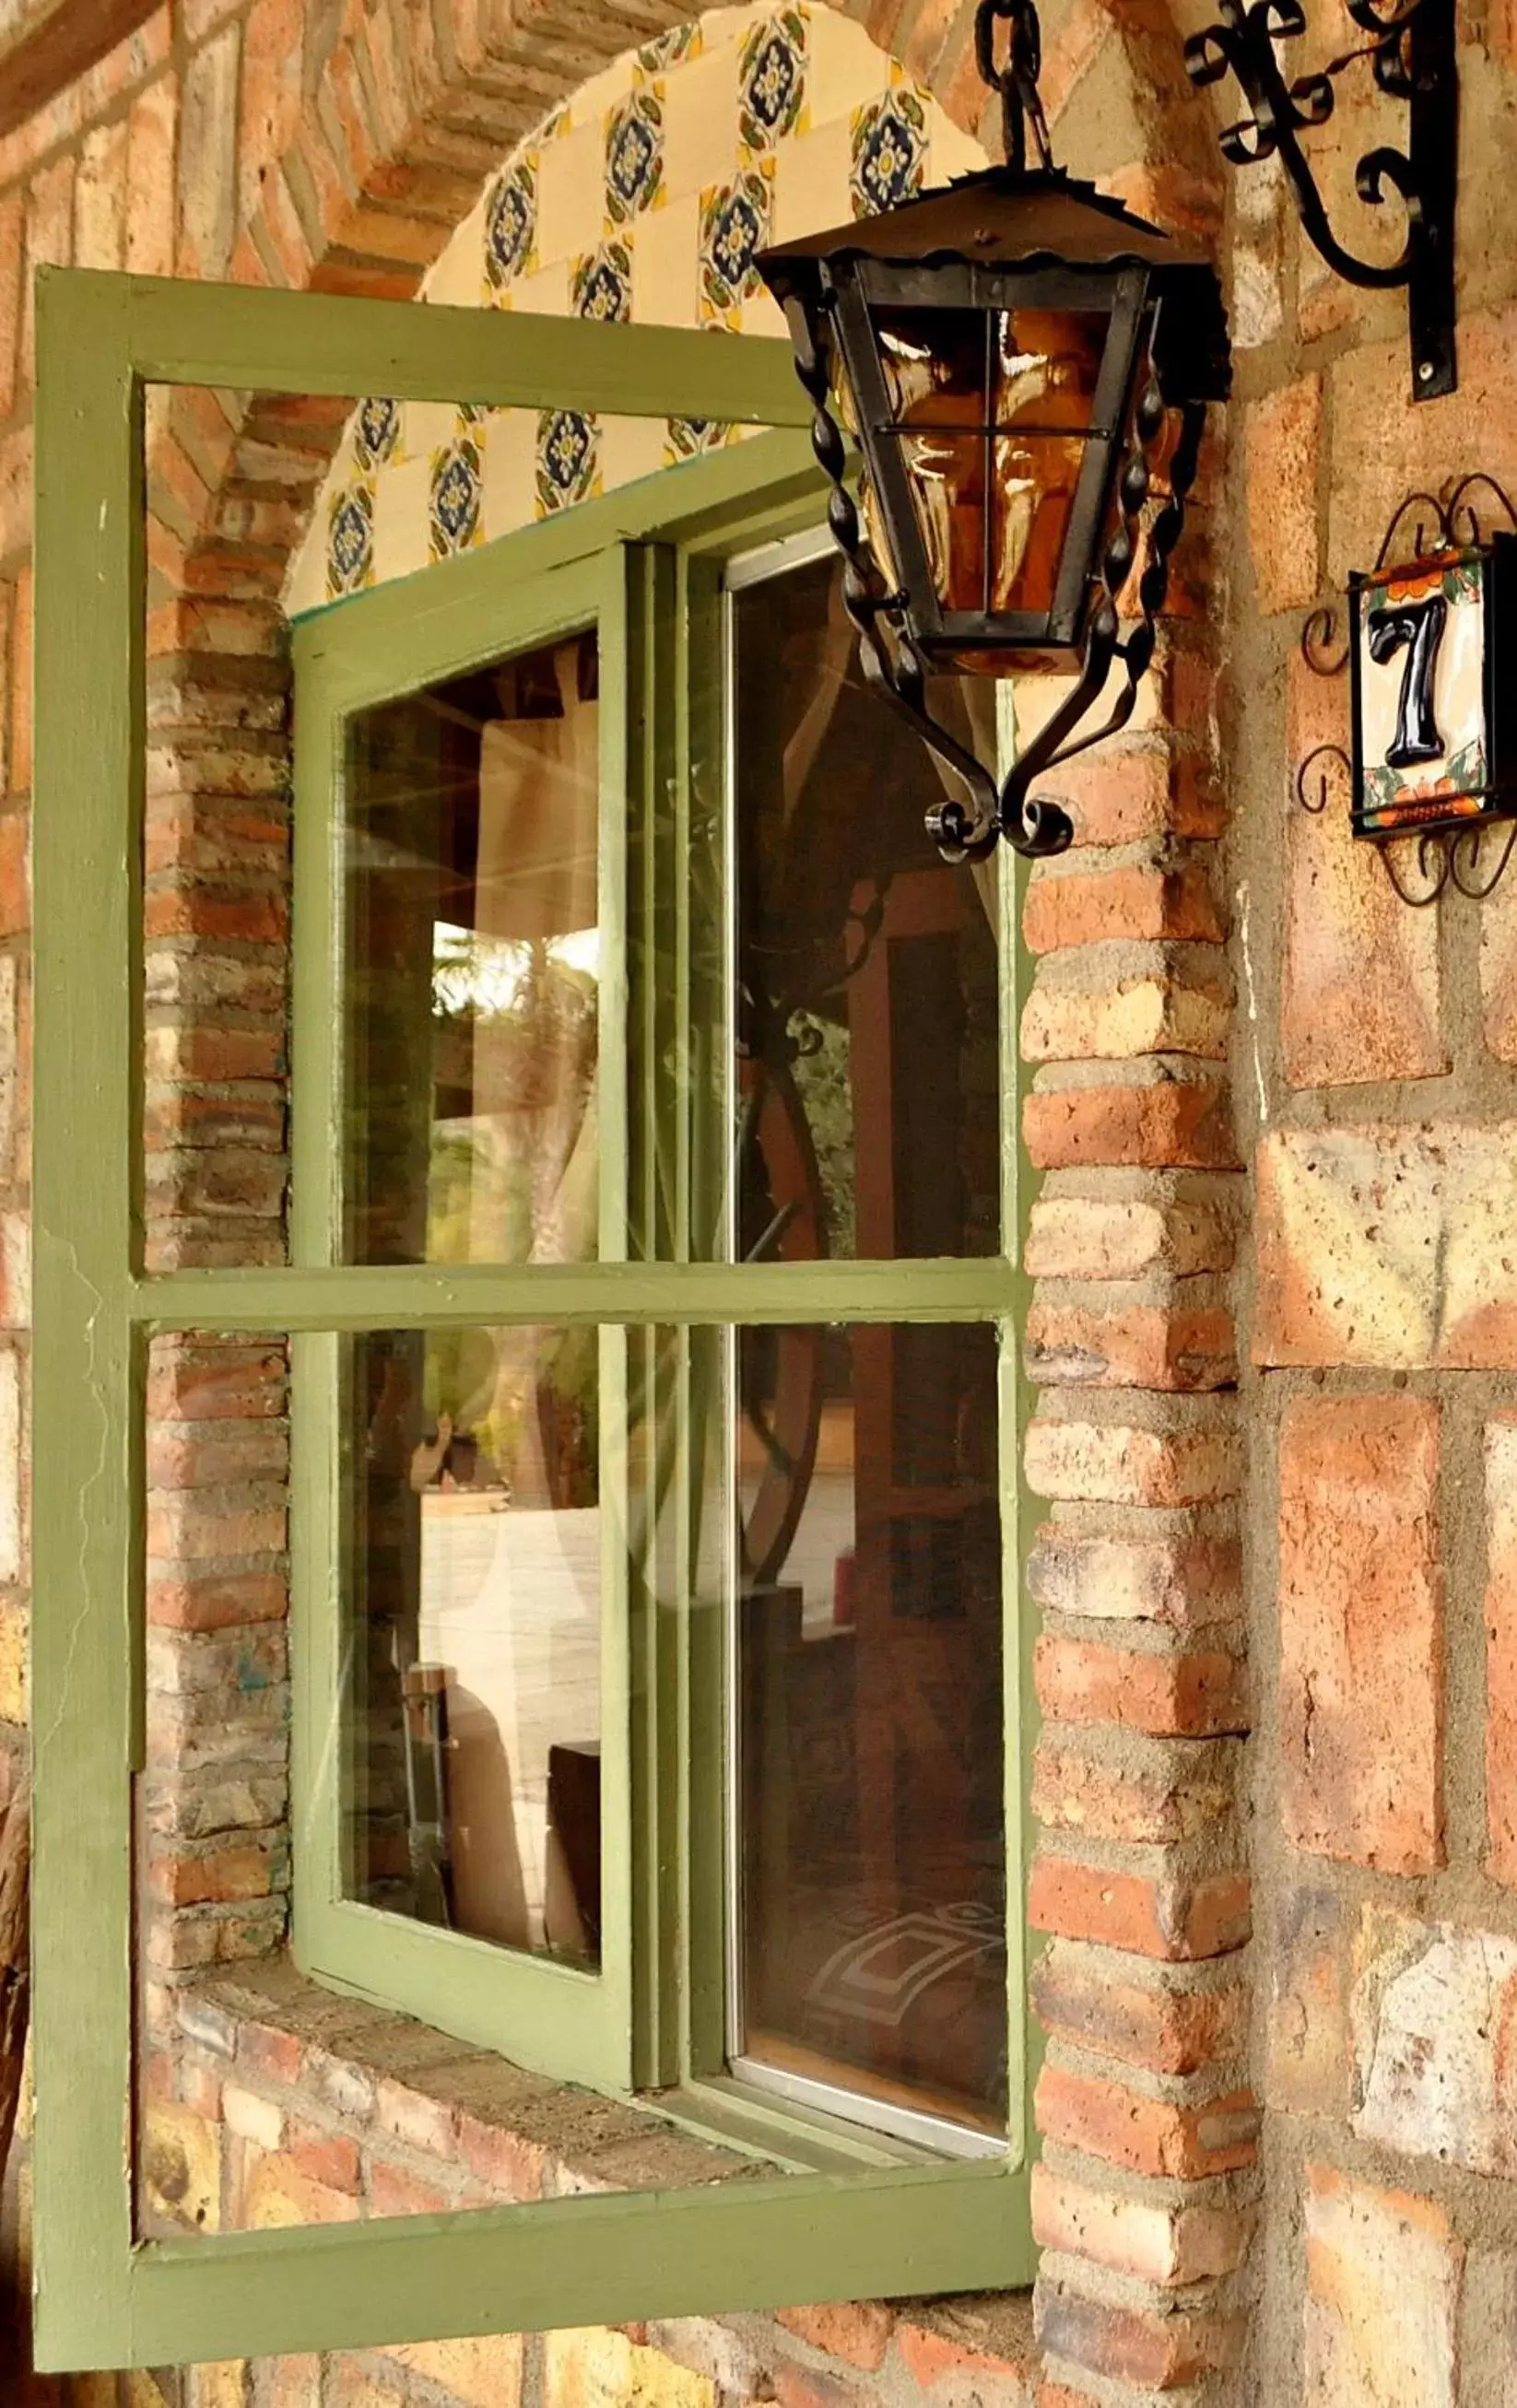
[1027,1525,1241,1626]
[1267,1885,1349,2119]
[1022,961,1229,1063]
[1034,2278,1242,2390]
[1024,1075,1237,1171]
[74,117,128,270]
[1351,1909,1517,2177]
[242,2151,362,2228]
[1024,859,1223,953]
[1033,1734,1233,1845]
[1031,2164,1250,2287]
[147,1572,288,1630]
[1488,1414,1517,1886]
[1029,1855,1251,1960]
[286,2118,362,2197]
[1034,1635,1246,1736]
[0,190,21,423]
[1035,2062,1258,2179]
[1283,652,1445,1087]
[1278,1392,1443,1874]
[1024,1189,1235,1281]
[178,24,241,279]
[1303,2164,1461,2408]
[775,2305,895,2370]
[382,2335,525,2408]
[544,2328,717,2408]
[126,74,178,277]
[1040,743,1224,848]
[1025,1412,1241,1507]
[142,2100,221,2232]
[1025,1291,1236,1391]
[1245,376,1321,614]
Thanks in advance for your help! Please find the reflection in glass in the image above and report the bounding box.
[343,1323,601,1967]
[343,631,600,1266]
[730,549,1001,1266]
[733,1321,1006,2134]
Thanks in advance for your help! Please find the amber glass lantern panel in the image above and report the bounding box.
[871,303,1111,621]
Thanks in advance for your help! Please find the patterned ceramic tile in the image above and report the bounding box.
[327,479,375,598]
[606,86,664,226]
[664,415,731,466]
[353,395,401,473]
[637,21,701,77]
[537,408,600,516]
[739,9,808,152]
[699,163,774,326]
[485,156,537,292]
[429,436,483,560]
[571,240,633,324]
[850,85,928,216]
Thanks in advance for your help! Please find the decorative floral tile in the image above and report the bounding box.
[850,86,928,217]
[636,22,700,78]
[571,240,633,324]
[606,86,664,226]
[429,437,483,560]
[699,163,774,327]
[327,479,374,597]
[353,395,401,473]
[739,9,808,153]
[485,156,537,293]
[664,416,732,466]
[536,408,600,516]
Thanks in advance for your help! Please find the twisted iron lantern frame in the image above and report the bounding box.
[758,0,1230,864]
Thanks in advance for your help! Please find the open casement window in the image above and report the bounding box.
[32,267,1038,2376]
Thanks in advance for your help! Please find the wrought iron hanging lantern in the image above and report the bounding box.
[757,0,1230,862]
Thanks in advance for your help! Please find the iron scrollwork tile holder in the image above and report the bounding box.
[1296,474,1517,906]
[1184,0,1457,402]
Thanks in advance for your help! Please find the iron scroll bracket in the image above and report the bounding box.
[1184,0,1457,401]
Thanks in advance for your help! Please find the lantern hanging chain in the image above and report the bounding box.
[974,0,1055,175]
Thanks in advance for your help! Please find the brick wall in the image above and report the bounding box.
[10,0,1517,2402]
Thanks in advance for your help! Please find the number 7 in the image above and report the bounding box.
[1367,591,1448,769]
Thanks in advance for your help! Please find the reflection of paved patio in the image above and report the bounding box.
[417,1498,599,1951]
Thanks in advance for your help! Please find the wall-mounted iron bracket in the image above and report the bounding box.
[1185,0,1457,402]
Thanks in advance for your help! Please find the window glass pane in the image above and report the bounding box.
[343,631,601,1266]
[342,1323,602,1967]
[731,552,1002,1262]
[731,1320,1006,2140]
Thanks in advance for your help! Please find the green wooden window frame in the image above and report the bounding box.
[32,265,1040,2377]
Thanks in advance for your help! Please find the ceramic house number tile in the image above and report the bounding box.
[1351,546,1512,839]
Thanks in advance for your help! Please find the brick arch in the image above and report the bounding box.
[142,6,1247,2402]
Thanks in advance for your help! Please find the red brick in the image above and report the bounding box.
[776,2305,895,2370]
[1024,1078,1237,1170]
[242,2152,361,2229]
[0,813,27,936]
[892,2319,1033,2392]
[1245,376,1321,614]
[1279,1392,1443,1875]
[368,2159,454,2218]
[1024,860,1223,953]
[287,2119,362,2197]
[1034,1635,1246,1737]
[149,1844,279,1906]
[1036,2063,1258,2179]
[1024,1190,1235,1282]
[1267,1885,1348,2118]
[1025,1298,1236,1391]
[1304,2165,1462,2405]
[147,1346,287,1421]
[1035,2280,1242,2390]
[1029,1856,1251,1960]
[147,1573,288,1630]
[144,887,288,944]
[1486,1415,1517,1886]
[21,152,75,389]
[1046,744,1225,848]
[75,118,128,270]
